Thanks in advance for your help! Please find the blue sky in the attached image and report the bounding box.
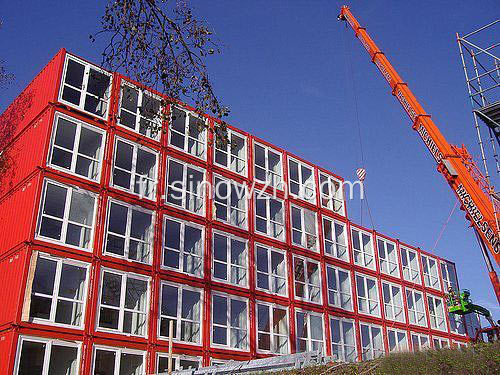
[1,1,499,318]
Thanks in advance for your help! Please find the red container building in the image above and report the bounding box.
[0,50,470,374]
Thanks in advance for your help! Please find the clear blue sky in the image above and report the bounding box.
[1,1,499,318]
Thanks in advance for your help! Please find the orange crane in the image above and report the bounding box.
[338,5,500,303]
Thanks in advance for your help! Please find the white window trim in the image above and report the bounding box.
[359,322,385,360]
[255,301,290,355]
[96,268,150,338]
[351,227,375,270]
[104,198,155,265]
[290,204,318,252]
[287,156,316,204]
[326,264,353,311]
[254,190,285,242]
[254,243,288,297]
[156,353,202,373]
[427,294,447,332]
[355,272,380,318]
[168,106,207,160]
[111,136,159,201]
[322,216,349,262]
[210,292,250,351]
[253,141,284,189]
[58,53,112,120]
[161,216,205,277]
[36,179,98,252]
[421,255,441,291]
[381,280,406,323]
[377,238,400,278]
[432,336,450,349]
[319,171,345,216]
[48,112,106,182]
[400,246,422,285]
[212,230,248,288]
[406,288,428,328]
[329,316,357,362]
[411,332,430,351]
[213,174,248,230]
[214,128,247,176]
[14,335,81,375]
[29,253,90,330]
[92,345,146,375]
[158,281,203,345]
[452,340,468,349]
[293,255,322,305]
[295,309,325,353]
[387,327,409,353]
[440,260,458,292]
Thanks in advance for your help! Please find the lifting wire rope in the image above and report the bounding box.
[432,200,459,252]
[342,21,376,230]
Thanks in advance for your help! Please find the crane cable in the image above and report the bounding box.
[432,200,459,252]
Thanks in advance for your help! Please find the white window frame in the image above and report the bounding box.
[158,281,203,345]
[351,228,375,270]
[162,216,204,278]
[290,204,318,251]
[326,264,352,311]
[381,281,405,323]
[287,157,316,203]
[104,199,154,264]
[165,157,206,216]
[92,345,146,375]
[14,335,81,375]
[59,54,112,120]
[256,301,290,355]
[254,190,285,242]
[214,128,247,176]
[36,179,98,251]
[322,217,349,262]
[118,81,162,140]
[421,255,441,291]
[168,106,207,159]
[211,292,249,351]
[360,322,385,360]
[253,141,284,189]
[432,337,449,349]
[452,340,468,349]
[212,230,248,287]
[411,333,430,351]
[295,309,325,353]
[48,112,106,182]
[213,174,248,229]
[441,261,458,292]
[377,238,400,278]
[157,353,201,373]
[400,246,421,285]
[255,244,288,297]
[96,268,150,338]
[387,328,409,353]
[293,255,322,304]
[329,316,357,362]
[319,172,345,215]
[427,294,447,332]
[29,253,89,329]
[406,288,427,327]
[111,137,159,201]
[355,273,380,317]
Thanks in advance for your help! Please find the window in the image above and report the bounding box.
[15,336,80,375]
[427,295,446,331]
[37,179,97,250]
[453,341,468,349]
[319,172,344,215]
[112,138,158,200]
[254,142,283,189]
[441,261,458,292]
[382,282,405,323]
[157,354,201,373]
[212,293,248,350]
[377,238,400,277]
[351,228,374,269]
[93,346,145,375]
[400,247,421,284]
[356,274,380,317]
[294,256,321,304]
[166,158,205,215]
[326,265,352,310]
[411,333,429,351]
[449,312,466,335]
[49,113,105,181]
[387,328,408,353]
[254,191,285,241]
[360,323,384,360]
[213,176,247,229]
[159,283,202,344]
[421,255,441,290]
[295,310,324,353]
[104,200,154,264]
[169,107,206,158]
[255,244,287,296]
[29,254,88,328]
[118,83,162,140]
[406,289,427,327]
[291,205,318,251]
[330,317,356,362]
[59,55,111,118]
[256,302,289,354]
[162,217,204,277]
[433,337,449,349]
[214,129,246,175]
[97,269,149,337]
[323,217,348,261]
[288,158,315,203]
[213,232,248,287]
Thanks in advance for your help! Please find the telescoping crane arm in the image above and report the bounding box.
[338,6,500,303]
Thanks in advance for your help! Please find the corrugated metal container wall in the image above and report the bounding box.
[0,247,28,329]
[0,329,16,374]
[0,107,52,198]
[0,173,41,255]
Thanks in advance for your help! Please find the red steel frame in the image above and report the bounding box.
[0,49,470,374]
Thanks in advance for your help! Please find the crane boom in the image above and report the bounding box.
[339,6,500,303]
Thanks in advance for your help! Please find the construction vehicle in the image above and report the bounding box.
[338,6,500,304]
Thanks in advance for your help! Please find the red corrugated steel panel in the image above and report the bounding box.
[0,173,41,255]
[0,329,16,374]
